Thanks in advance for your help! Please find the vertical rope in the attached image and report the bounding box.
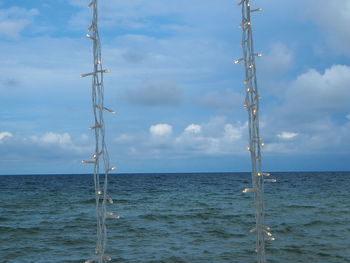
[81,1,117,262]
[235,1,276,262]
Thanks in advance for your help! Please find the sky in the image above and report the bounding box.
[0,0,349,175]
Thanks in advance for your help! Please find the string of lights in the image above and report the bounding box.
[81,1,117,262]
[235,1,276,262]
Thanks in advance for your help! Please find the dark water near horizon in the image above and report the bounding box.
[0,172,349,263]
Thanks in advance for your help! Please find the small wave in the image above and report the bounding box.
[317,252,332,257]
[79,198,96,204]
[208,229,231,238]
[276,226,293,233]
[146,256,186,263]
[139,214,172,221]
[284,205,316,209]
[282,246,305,254]
[303,220,325,226]
[0,226,42,235]
[0,217,9,222]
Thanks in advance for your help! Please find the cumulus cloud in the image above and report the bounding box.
[307,0,350,56]
[0,131,96,173]
[260,42,294,75]
[259,64,350,155]
[223,124,243,142]
[285,65,350,113]
[0,7,39,39]
[29,132,92,154]
[150,124,173,137]
[127,118,247,158]
[127,80,181,106]
[175,120,246,155]
[184,124,202,134]
[277,132,299,140]
[264,118,350,154]
[0,132,91,161]
[0,131,13,142]
[251,63,350,155]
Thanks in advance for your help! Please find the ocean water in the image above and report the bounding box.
[0,172,349,263]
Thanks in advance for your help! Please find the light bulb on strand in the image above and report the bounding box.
[92,151,102,160]
[105,212,120,219]
[107,196,114,204]
[104,256,112,262]
[243,188,254,193]
[264,179,277,183]
[86,33,96,40]
[107,166,116,172]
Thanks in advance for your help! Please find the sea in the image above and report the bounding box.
[0,172,349,263]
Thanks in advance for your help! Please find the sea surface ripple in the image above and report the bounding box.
[0,172,349,263]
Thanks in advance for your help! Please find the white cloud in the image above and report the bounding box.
[0,131,93,169]
[260,42,294,75]
[307,0,350,56]
[150,124,173,137]
[223,124,244,142]
[285,65,350,113]
[30,132,92,153]
[0,7,39,39]
[0,131,13,142]
[175,120,246,155]
[250,64,350,155]
[184,124,202,134]
[128,118,247,157]
[346,114,350,121]
[277,132,299,140]
[33,132,71,145]
[264,118,350,154]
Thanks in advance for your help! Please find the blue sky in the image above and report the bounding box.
[0,0,349,175]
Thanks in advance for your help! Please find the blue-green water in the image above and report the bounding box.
[0,172,349,263]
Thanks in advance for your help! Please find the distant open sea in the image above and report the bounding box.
[0,172,349,263]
